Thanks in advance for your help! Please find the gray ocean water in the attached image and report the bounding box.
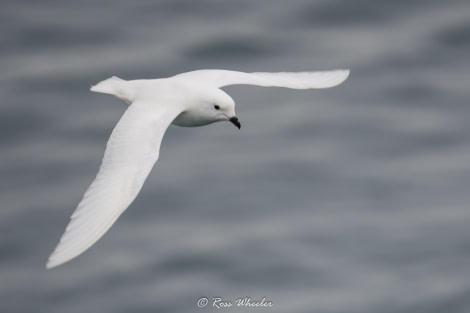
[2,0,470,312]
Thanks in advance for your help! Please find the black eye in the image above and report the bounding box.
[214,105,220,110]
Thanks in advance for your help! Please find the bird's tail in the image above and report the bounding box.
[90,76,134,104]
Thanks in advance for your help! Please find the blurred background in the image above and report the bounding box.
[1,0,470,312]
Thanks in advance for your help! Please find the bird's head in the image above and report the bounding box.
[208,92,240,129]
[174,87,241,129]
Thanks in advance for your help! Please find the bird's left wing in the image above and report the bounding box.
[173,69,350,90]
[46,100,183,268]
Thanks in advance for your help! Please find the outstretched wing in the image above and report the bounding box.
[46,101,183,268]
[173,69,350,89]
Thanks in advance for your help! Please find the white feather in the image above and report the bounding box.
[47,68,349,268]
[46,101,183,268]
[173,69,350,89]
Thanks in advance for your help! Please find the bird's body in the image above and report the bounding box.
[46,69,349,269]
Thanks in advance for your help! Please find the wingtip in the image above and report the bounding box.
[45,259,57,269]
[332,69,350,86]
[46,253,74,269]
[337,68,350,78]
[45,244,74,269]
[45,252,62,269]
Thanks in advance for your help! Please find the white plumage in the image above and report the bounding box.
[46,69,349,268]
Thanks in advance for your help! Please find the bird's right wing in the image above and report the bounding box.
[173,69,350,89]
[46,100,183,269]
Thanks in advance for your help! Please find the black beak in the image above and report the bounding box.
[229,116,241,129]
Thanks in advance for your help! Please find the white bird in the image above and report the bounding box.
[46,69,350,269]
